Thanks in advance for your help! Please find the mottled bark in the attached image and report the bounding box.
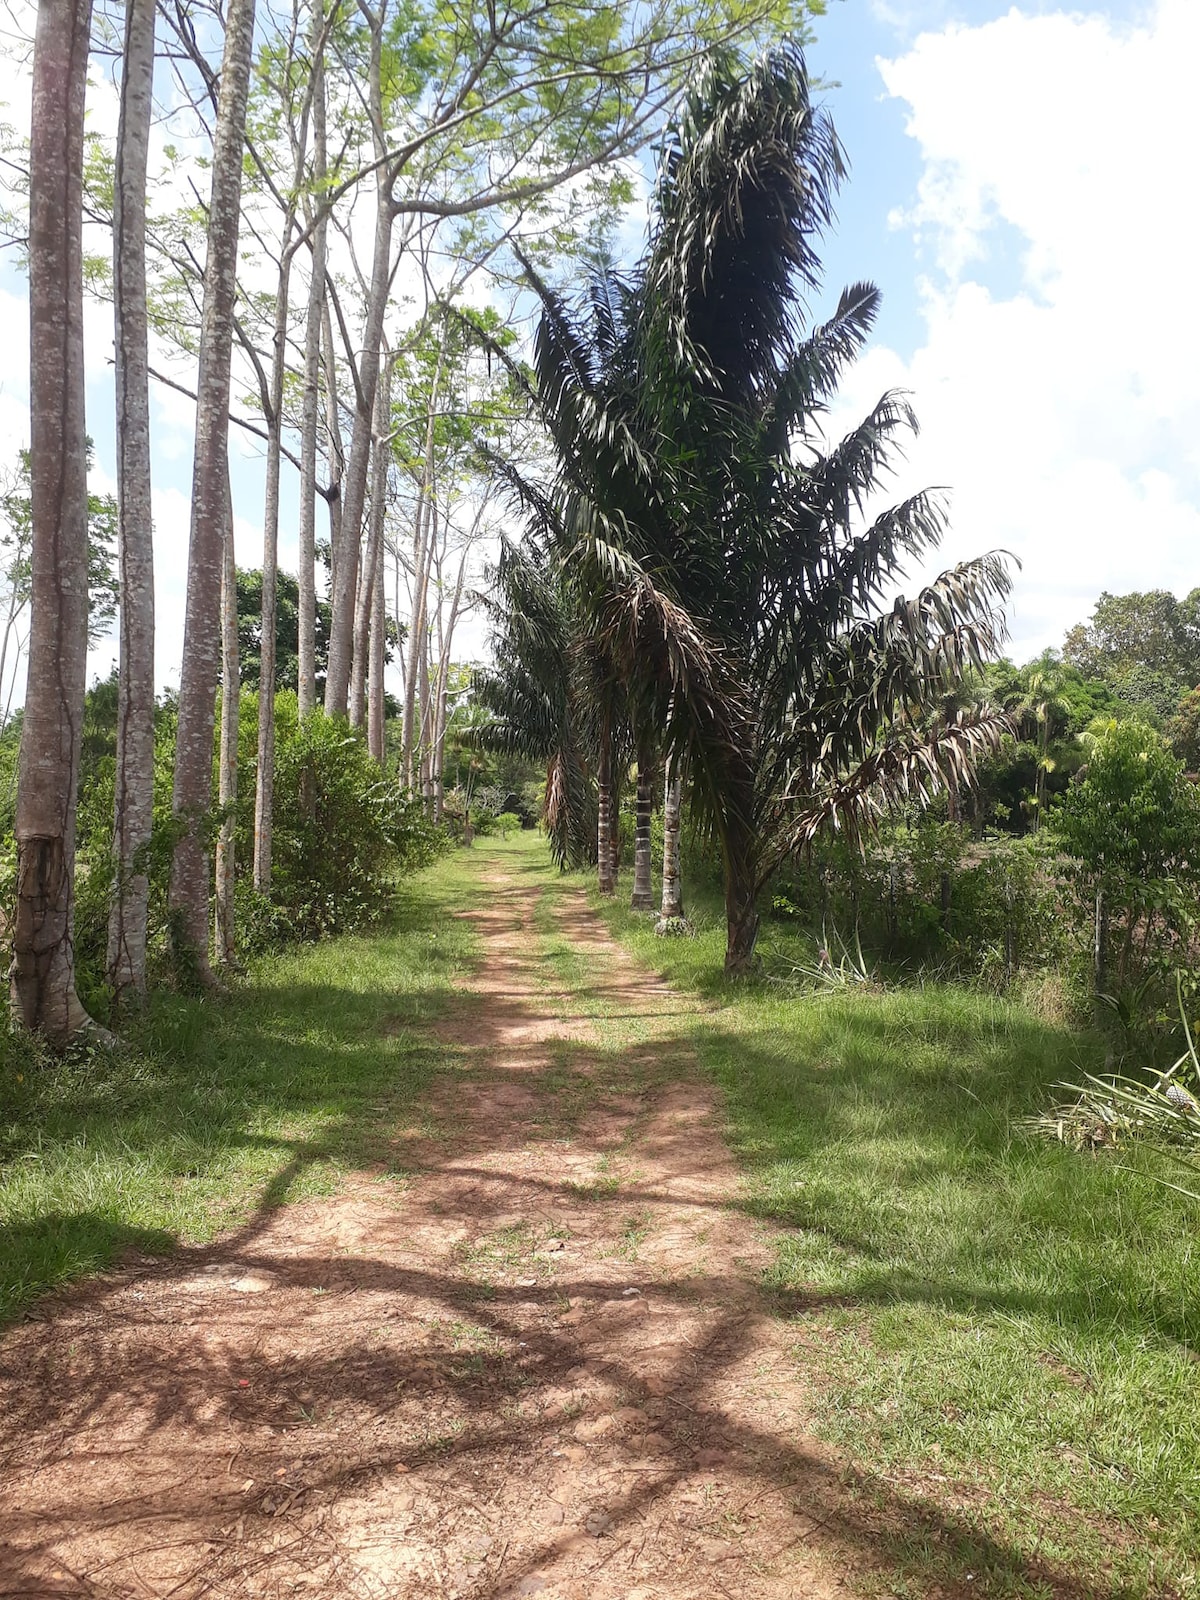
[597,721,615,897]
[400,338,445,789]
[367,517,386,763]
[323,2,393,718]
[431,542,469,820]
[11,0,96,1042]
[106,0,156,1009]
[320,293,344,598]
[659,755,685,921]
[168,0,256,984]
[352,353,393,731]
[630,743,655,911]
[296,18,327,720]
[253,29,315,892]
[215,472,238,967]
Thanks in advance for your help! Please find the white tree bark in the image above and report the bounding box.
[352,351,393,731]
[215,470,239,966]
[12,0,97,1041]
[106,0,156,1008]
[253,4,319,890]
[431,539,470,820]
[168,0,257,984]
[296,7,328,720]
[323,0,394,718]
[367,507,387,762]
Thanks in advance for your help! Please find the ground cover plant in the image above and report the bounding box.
[0,853,480,1324]
[571,832,1200,1595]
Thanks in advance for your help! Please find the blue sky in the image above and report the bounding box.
[1,0,1195,696]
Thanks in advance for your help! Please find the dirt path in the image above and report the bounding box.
[0,862,859,1600]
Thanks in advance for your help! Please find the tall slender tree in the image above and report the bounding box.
[215,470,239,966]
[11,0,97,1040]
[296,2,329,720]
[106,0,157,1007]
[168,0,257,984]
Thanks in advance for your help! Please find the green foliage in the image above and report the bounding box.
[1167,684,1200,769]
[512,45,1013,972]
[1063,586,1200,695]
[242,710,449,946]
[235,568,334,697]
[0,445,120,675]
[494,811,522,839]
[1054,720,1200,887]
[770,814,1064,985]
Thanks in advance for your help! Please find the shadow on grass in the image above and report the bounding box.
[0,1143,1158,1600]
[0,880,474,1326]
[1,838,1193,1596]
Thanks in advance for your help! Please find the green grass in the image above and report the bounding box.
[5,830,1198,1593]
[572,844,1200,1597]
[0,852,482,1324]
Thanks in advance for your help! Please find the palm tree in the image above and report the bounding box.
[472,536,596,872]
[1013,653,1072,832]
[516,46,1012,971]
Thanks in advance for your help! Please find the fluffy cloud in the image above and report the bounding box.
[852,0,1200,660]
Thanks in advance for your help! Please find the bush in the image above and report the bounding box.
[768,812,1064,984]
[261,711,448,943]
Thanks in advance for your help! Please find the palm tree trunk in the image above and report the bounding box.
[168,0,256,985]
[107,0,155,1009]
[630,740,655,910]
[659,753,684,920]
[722,810,760,975]
[11,0,96,1041]
[597,719,615,896]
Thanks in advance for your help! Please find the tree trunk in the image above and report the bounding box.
[630,742,655,911]
[296,0,327,720]
[401,338,446,789]
[722,816,760,975]
[352,352,392,732]
[11,0,96,1042]
[659,754,684,921]
[215,471,239,967]
[431,541,469,821]
[323,4,394,718]
[367,519,386,762]
[168,0,256,985]
[320,290,344,608]
[106,0,156,1010]
[597,719,615,896]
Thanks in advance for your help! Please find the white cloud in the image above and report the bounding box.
[858,0,1200,660]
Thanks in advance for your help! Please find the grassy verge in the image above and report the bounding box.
[0,850,483,1325]
[568,839,1199,1598]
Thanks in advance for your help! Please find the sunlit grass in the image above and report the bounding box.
[569,834,1200,1596]
[0,858,480,1323]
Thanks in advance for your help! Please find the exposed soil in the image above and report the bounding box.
[0,863,864,1599]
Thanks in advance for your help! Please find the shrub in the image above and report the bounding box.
[262,711,447,942]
